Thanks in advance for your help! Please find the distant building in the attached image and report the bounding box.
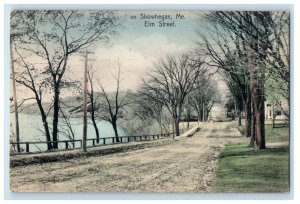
[264,100,289,120]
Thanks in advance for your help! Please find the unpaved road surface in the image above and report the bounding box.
[10,121,246,192]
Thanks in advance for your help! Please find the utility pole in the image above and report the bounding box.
[81,50,94,152]
[83,50,88,152]
[10,42,20,152]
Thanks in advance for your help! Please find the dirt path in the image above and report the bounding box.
[10,121,246,192]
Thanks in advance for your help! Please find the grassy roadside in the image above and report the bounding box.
[212,124,290,192]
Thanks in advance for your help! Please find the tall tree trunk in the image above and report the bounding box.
[238,99,243,126]
[175,116,180,136]
[91,112,100,143]
[175,105,183,136]
[243,96,251,137]
[238,111,242,126]
[52,84,60,149]
[205,108,210,122]
[36,95,52,150]
[249,49,265,150]
[202,102,205,121]
[158,108,163,135]
[252,83,266,149]
[250,100,256,147]
[172,118,175,138]
[200,106,204,122]
[112,121,120,142]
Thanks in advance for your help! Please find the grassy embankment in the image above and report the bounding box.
[213,124,290,192]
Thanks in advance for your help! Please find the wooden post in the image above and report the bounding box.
[65,141,68,149]
[26,142,29,153]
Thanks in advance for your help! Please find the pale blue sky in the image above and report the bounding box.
[68,10,205,93]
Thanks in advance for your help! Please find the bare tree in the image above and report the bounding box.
[11,10,118,149]
[87,66,100,143]
[97,63,132,142]
[14,46,53,150]
[142,54,207,136]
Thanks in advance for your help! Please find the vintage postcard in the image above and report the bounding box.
[9,9,290,193]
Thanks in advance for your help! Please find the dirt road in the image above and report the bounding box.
[10,121,246,192]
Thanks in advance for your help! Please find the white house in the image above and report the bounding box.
[264,100,289,120]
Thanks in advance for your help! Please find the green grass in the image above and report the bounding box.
[265,124,289,143]
[212,126,290,193]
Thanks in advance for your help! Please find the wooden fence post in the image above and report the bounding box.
[26,142,29,153]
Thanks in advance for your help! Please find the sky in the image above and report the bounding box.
[67,11,206,92]
[11,10,228,102]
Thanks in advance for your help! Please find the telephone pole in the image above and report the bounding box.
[81,50,94,152]
[83,50,88,152]
[10,42,20,152]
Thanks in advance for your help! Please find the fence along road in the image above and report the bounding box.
[10,121,245,192]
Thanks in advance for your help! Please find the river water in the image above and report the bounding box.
[10,113,127,152]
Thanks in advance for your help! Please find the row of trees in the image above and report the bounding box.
[139,54,211,136]
[197,11,289,149]
[84,55,219,144]
[10,10,219,151]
